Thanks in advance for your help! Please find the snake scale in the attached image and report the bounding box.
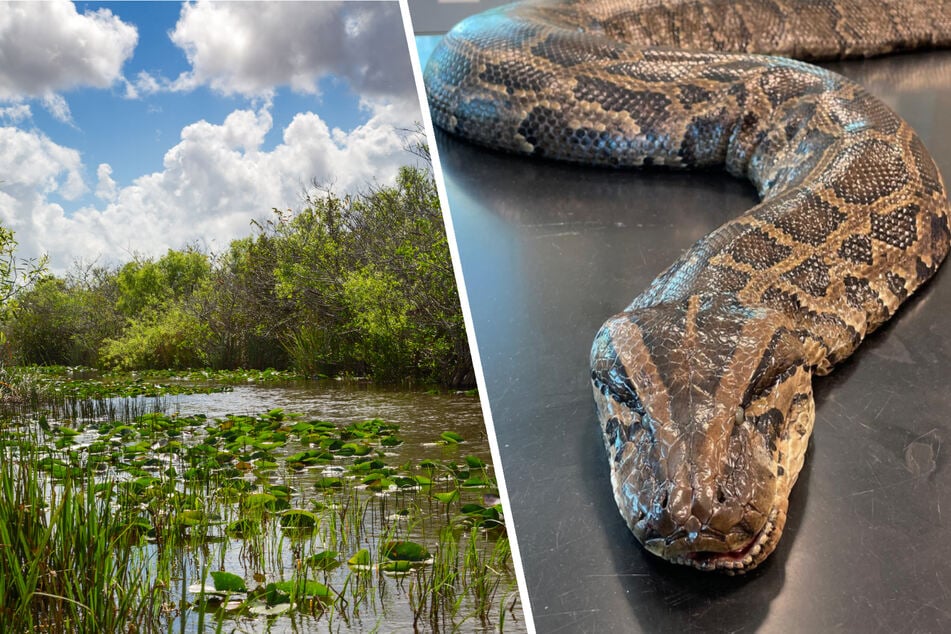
[423,0,951,573]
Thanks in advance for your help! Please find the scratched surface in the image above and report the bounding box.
[415,34,951,632]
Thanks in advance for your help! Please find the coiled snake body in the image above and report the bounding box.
[424,0,951,572]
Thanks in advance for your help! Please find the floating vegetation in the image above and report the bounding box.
[7,366,309,403]
[8,365,233,401]
[0,376,522,632]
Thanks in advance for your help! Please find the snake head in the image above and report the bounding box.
[590,293,815,573]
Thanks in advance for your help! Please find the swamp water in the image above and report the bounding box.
[0,376,525,632]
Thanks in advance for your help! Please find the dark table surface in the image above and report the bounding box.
[415,33,951,633]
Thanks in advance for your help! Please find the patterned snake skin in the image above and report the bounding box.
[424,0,951,572]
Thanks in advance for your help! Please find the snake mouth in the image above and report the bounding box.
[668,509,778,574]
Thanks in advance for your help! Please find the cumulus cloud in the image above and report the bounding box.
[0,1,137,100]
[0,127,87,266]
[167,2,417,107]
[1,107,417,272]
[95,164,118,202]
[0,127,85,203]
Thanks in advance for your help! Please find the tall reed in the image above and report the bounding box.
[0,442,162,632]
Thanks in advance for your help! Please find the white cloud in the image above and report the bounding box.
[95,164,118,202]
[0,127,87,265]
[166,2,416,107]
[1,107,418,273]
[0,103,31,123]
[0,2,137,100]
[123,71,165,100]
[41,93,73,124]
[0,127,85,203]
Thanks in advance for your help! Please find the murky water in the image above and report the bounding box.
[171,381,492,455]
[5,380,525,633]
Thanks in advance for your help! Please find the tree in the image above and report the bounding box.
[0,225,48,353]
[197,236,293,369]
[6,262,122,366]
[263,161,473,385]
[116,248,210,315]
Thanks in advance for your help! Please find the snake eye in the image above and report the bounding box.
[744,330,804,404]
[590,358,646,417]
[746,361,800,407]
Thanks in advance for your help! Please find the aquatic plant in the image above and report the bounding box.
[0,444,162,632]
[0,390,520,631]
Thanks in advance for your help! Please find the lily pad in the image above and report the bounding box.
[210,571,247,593]
[348,548,371,570]
[313,477,342,490]
[464,455,486,468]
[225,518,259,537]
[242,492,277,508]
[187,582,222,595]
[305,550,341,571]
[433,490,459,504]
[280,509,318,528]
[271,580,332,600]
[363,476,395,492]
[262,583,291,606]
[248,601,293,616]
[393,476,419,489]
[175,509,204,527]
[380,560,414,574]
[338,442,372,456]
[382,541,430,562]
[440,431,464,444]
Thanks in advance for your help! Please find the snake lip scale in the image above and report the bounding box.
[425,0,951,573]
[671,509,777,573]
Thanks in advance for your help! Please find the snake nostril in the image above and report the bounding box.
[659,490,669,509]
[716,486,727,504]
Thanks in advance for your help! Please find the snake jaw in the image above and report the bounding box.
[679,507,785,573]
[637,506,785,574]
[635,504,783,573]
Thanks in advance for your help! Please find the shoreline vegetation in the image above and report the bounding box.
[1,156,474,392]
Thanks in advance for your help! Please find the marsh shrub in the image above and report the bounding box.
[100,304,211,370]
[1,160,473,387]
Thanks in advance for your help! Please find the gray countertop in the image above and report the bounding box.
[415,32,951,633]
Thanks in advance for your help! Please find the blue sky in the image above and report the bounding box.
[0,1,422,271]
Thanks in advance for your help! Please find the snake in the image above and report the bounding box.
[423,0,951,573]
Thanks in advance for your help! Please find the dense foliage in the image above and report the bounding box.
[1,164,473,387]
[0,225,48,353]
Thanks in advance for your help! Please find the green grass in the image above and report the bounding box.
[0,444,161,632]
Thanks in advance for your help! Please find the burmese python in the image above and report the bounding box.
[423,0,951,573]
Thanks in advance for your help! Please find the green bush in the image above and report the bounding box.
[101,304,210,370]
